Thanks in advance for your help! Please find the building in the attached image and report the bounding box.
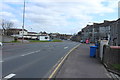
[70,34,81,42]
[7,28,28,36]
[59,34,72,40]
[98,20,115,40]
[7,28,28,38]
[38,35,50,41]
[49,33,72,40]
[79,19,119,44]
[23,32,50,41]
[6,28,50,41]
[109,18,120,46]
[49,33,60,39]
[80,25,94,42]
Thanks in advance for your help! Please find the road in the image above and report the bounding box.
[2,41,79,78]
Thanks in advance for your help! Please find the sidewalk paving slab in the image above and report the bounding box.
[55,44,111,78]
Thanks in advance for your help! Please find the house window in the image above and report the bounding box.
[45,37,48,39]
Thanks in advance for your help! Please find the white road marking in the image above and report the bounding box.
[4,74,16,79]
[64,47,68,49]
[21,50,41,56]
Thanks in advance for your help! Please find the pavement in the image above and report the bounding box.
[2,41,79,78]
[55,44,111,78]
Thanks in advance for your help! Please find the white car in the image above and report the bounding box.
[0,42,2,46]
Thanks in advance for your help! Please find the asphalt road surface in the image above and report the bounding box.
[2,41,79,78]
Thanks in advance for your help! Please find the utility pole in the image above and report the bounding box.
[118,1,120,46]
[118,1,120,18]
[22,0,26,43]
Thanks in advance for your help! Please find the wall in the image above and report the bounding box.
[109,19,120,46]
[103,45,120,74]
[2,35,14,42]
[99,40,108,60]
[117,19,120,46]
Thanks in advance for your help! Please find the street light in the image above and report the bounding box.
[22,0,26,43]
[118,1,120,18]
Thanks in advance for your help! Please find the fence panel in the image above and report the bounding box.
[103,45,120,75]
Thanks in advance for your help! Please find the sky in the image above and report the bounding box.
[0,0,120,34]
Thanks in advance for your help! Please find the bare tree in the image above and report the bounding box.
[1,19,14,35]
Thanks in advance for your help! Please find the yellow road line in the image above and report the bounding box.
[48,44,80,80]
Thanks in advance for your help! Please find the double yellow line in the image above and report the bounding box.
[48,44,80,80]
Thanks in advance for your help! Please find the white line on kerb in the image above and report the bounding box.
[21,50,41,56]
[4,74,16,79]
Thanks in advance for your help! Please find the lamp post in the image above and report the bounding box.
[22,0,26,43]
[118,1,120,46]
[118,1,120,18]
[117,19,120,46]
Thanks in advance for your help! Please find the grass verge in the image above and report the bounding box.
[112,64,120,71]
[52,39,63,42]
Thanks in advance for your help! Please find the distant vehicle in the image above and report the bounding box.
[80,40,83,43]
[0,42,2,46]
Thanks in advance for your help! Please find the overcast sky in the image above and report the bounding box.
[0,0,119,34]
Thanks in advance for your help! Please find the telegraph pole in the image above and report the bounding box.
[22,0,25,43]
[118,1,120,18]
[118,1,120,45]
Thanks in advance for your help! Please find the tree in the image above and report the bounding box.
[1,19,14,35]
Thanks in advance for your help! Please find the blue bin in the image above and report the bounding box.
[90,46,97,57]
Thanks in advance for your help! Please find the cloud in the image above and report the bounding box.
[10,19,22,28]
[0,11,15,18]
[1,3,15,11]
[1,0,119,34]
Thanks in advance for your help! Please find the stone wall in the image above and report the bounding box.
[1,35,14,42]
